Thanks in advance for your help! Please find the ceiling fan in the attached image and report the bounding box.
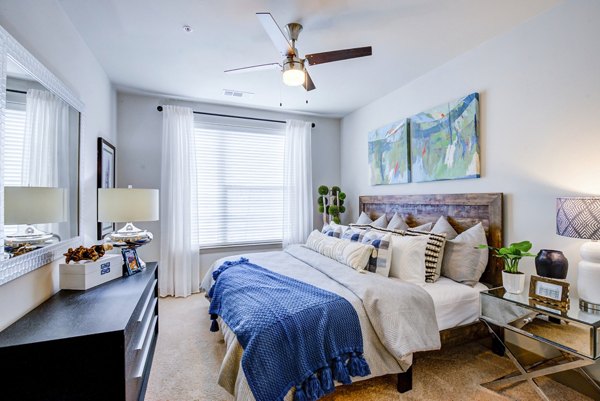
[225,12,372,91]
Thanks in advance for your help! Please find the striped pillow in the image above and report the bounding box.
[360,230,392,277]
[342,226,368,242]
[370,225,447,283]
[321,224,342,238]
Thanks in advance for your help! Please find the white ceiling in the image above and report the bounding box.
[58,0,561,117]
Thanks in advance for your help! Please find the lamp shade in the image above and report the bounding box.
[556,197,600,240]
[4,186,67,225]
[98,188,159,223]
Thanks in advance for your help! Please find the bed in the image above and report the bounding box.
[200,192,503,401]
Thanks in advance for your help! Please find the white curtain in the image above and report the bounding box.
[22,89,69,236]
[283,119,313,248]
[159,105,200,297]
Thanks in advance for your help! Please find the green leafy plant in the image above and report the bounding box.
[478,241,536,274]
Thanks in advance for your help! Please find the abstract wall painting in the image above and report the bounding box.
[368,119,410,185]
[410,92,480,183]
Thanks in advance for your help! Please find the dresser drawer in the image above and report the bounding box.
[126,314,158,401]
[126,277,157,351]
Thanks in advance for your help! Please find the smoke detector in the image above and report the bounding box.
[182,25,193,33]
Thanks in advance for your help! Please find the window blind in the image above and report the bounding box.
[194,121,285,247]
[4,104,26,236]
[4,106,26,186]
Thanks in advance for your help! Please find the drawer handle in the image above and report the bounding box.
[138,279,158,322]
[136,298,158,350]
[133,315,157,379]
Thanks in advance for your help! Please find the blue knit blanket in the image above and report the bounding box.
[208,258,370,401]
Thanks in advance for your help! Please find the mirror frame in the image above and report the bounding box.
[0,25,84,285]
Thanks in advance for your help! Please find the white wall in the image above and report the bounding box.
[116,92,341,279]
[341,0,600,288]
[0,0,114,330]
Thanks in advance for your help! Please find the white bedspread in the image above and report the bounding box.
[421,277,487,331]
[200,245,441,401]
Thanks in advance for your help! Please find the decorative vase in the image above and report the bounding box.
[502,271,526,294]
[535,249,568,279]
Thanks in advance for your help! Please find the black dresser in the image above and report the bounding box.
[0,262,159,401]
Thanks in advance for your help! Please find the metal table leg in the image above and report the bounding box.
[480,320,596,401]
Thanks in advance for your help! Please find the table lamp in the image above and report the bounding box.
[4,186,66,254]
[556,197,600,312]
[98,186,159,269]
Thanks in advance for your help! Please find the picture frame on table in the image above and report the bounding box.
[529,275,570,310]
[122,248,142,276]
[97,138,116,240]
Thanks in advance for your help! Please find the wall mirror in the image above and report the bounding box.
[0,25,83,285]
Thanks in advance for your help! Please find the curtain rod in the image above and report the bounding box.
[156,106,315,128]
[7,89,27,95]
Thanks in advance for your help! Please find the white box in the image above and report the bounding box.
[60,254,123,290]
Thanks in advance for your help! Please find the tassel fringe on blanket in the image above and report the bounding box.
[292,353,370,401]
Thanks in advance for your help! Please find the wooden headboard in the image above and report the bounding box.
[359,193,503,287]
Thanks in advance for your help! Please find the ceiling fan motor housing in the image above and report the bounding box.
[283,55,304,72]
[282,55,305,86]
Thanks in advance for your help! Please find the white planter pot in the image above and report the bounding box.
[502,271,526,294]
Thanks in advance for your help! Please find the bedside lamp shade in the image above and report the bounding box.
[4,186,67,225]
[98,188,159,223]
[556,197,600,239]
[557,197,600,312]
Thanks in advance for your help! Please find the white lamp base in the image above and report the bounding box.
[577,240,600,311]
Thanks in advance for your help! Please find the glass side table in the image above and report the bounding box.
[480,287,600,400]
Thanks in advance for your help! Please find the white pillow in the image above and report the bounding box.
[412,222,433,232]
[305,230,373,271]
[355,211,372,225]
[431,216,458,240]
[371,214,388,228]
[387,213,409,230]
[388,235,429,284]
[441,223,489,286]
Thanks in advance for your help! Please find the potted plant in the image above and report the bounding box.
[478,241,536,294]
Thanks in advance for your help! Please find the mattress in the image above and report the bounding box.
[423,277,487,331]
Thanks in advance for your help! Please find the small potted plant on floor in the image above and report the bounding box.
[478,241,536,294]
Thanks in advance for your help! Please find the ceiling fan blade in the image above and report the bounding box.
[305,46,372,66]
[225,63,281,74]
[303,70,316,91]
[256,12,294,56]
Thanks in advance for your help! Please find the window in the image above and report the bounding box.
[194,120,285,247]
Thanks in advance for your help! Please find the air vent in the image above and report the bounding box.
[223,89,254,99]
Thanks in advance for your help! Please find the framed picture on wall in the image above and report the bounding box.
[97,138,116,240]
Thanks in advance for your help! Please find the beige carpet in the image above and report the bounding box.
[146,294,592,401]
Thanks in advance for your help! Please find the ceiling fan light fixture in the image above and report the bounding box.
[282,58,305,87]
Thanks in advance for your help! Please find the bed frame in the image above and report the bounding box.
[358,192,504,393]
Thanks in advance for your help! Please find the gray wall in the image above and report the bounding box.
[116,92,341,278]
